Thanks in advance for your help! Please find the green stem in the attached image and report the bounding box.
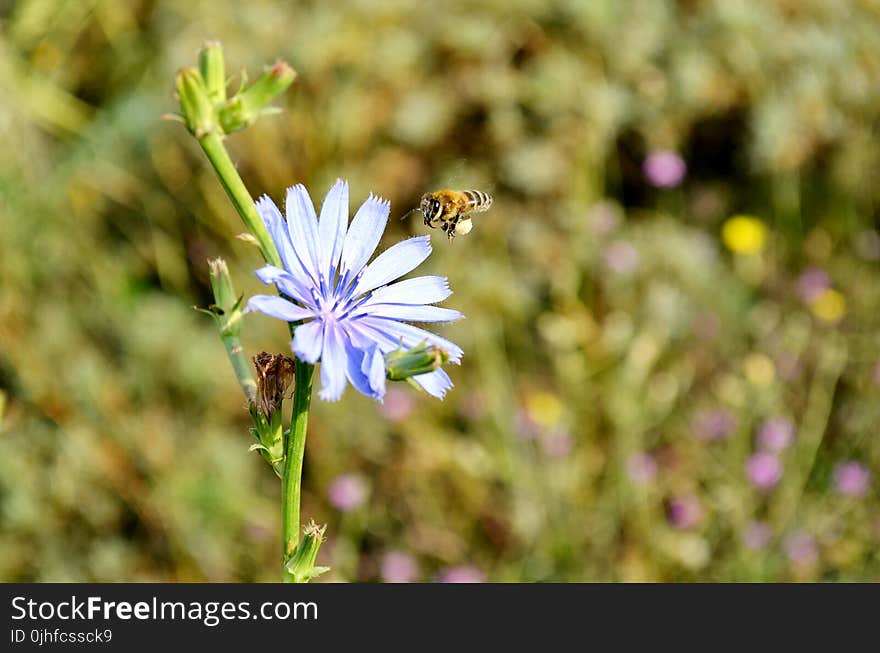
[197,130,282,268]
[281,358,314,582]
[195,128,316,582]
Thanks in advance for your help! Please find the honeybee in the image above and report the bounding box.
[416,189,493,240]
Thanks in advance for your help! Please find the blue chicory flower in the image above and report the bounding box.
[245,180,463,401]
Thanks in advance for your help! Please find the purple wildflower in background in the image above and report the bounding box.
[666,495,703,530]
[540,427,574,458]
[833,462,871,498]
[756,418,794,452]
[746,452,782,491]
[436,566,485,583]
[380,551,418,583]
[743,521,772,550]
[327,473,367,512]
[797,267,830,303]
[246,180,463,401]
[691,408,736,441]
[625,452,658,485]
[784,531,818,567]
[378,387,415,422]
[643,150,687,188]
[514,409,540,440]
[603,240,640,274]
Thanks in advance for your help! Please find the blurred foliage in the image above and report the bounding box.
[1,0,880,582]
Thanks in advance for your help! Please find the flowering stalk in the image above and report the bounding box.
[175,43,319,582]
[177,43,462,584]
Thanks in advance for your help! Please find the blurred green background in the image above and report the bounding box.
[2,0,879,582]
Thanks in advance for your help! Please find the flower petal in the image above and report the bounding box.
[353,236,432,296]
[256,196,298,273]
[362,346,386,397]
[341,341,382,400]
[367,276,452,306]
[292,320,324,364]
[318,179,349,283]
[245,295,317,322]
[350,316,463,363]
[343,320,380,351]
[343,319,407,354]
[412,368,453,399]
[344,358,375,399]
[339,194,390,278]
[358,304,463,323]
[254,265,316,308]
[319,321,348,401]
[285,184,322,286]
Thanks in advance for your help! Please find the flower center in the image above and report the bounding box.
[313,285,373,323]
[311,267,371,323]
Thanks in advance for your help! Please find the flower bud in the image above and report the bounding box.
[207,258,242,338]
[175,67,217,138]
[199,41,227,105]
[208,258,235,311]
[285,521,330,583]
[385,341,449,381]
[218,60,296,134]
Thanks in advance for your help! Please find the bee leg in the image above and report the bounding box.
[446,217,458,240]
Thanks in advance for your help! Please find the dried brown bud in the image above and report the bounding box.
[253,352,295,417]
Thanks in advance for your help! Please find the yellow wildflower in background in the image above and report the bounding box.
[525,391,564,429]
[743,353,775,388]
[722,215,767,255]
[809,288,846,323]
